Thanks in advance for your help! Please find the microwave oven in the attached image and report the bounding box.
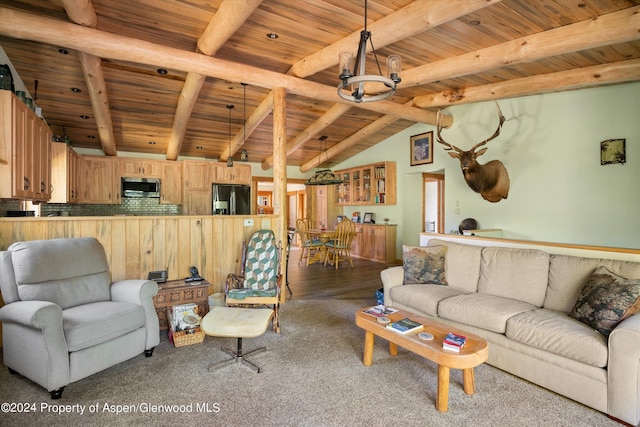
[121,177,161,198]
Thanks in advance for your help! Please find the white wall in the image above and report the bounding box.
[333,82,640,255]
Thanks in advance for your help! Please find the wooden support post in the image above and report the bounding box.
[272,86,287,303]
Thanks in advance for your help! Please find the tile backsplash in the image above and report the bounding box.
[1,198,181,217]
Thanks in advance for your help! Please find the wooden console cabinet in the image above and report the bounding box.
[351,223,397,264]
[153,279,210,330]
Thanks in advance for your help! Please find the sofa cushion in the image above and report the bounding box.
[569,266,640,336]
[438,293,536,334]
[9,238,111,309]
[402,245,447,285]
[506,309,608,368]
[428,239,483,292]
[477,247,550,307]
[63,301,146,352]
[390,284,468,317]
[545,254,640,312]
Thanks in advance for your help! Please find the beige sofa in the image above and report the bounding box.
[381,238,640,425]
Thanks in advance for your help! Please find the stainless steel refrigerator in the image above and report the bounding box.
[212,183,251,215]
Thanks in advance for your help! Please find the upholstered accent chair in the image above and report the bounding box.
[225,230,282,333]
[295,218,323,266]
[0,237,159,399]
[324,219,356,269]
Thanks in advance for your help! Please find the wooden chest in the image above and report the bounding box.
[153,279,210,330]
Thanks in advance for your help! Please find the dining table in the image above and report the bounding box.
[307,229,336,265]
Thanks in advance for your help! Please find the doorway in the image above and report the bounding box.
[423,172,445,234]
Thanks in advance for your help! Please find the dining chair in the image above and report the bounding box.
[324,218,356,269]
[295,218,324,266]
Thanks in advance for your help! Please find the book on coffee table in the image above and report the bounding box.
[363,305,398,318]
[442,332,467,352]
[386,317,423,334]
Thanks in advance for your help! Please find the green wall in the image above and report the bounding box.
[333,82,640,254]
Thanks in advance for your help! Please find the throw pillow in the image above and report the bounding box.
[402,245,447,286]
[569,266,640,336]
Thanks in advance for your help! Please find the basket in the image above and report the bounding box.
[171,327,205,347]
[166,307,205,347]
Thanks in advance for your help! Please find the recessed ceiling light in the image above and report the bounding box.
[87,135,96,139]
[57,48,69,55]
[71,87,81,93]
[148,141,156,145]
[468,20,481,26]
[266,33,279,39]
[157,68,168,75]
[80,115,90,119]
[196,146,204,150]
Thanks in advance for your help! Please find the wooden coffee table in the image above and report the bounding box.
[355,306,489,412]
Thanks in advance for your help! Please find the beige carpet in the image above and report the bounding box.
[0,299,619,426]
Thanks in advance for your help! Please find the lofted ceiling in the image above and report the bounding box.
[0,0,638,173]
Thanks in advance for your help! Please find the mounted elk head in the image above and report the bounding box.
[436,102,510,203]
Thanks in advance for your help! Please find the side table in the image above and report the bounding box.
[153,279,210,330]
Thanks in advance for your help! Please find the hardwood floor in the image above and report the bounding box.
[284,248,400,300]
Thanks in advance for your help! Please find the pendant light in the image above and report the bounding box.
[240,83,248,162]
[337,0,401,103]
[305,136,343,186]
[226,104,234,167]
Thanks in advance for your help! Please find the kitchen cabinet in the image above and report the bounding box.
[211,162,251,185]
[161,161,182,204]
[334,161,396,206]
[182,160,212,214]
[183,160,211,191]
[50,142,79,203]
[0,91,52,201]
[77,155,119,204]
[351,223,397,264]
[118,158,161,178]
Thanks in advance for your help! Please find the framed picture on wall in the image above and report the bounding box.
[410,131,433,166]
[363,212,373,224]
[600,138,626,165]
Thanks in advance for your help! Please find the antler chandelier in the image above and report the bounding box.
[337,0,401,103]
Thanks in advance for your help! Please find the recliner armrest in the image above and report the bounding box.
[111,279,158,305]
[0,300,62,328]
[111,280,160,350]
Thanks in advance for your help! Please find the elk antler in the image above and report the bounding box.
[436,101,505,154]
[436,109,462,153]
[468,101,505,152]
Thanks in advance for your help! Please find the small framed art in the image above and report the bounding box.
[600,138,626,165]
[410,131,433,166]
[363,212,373,224]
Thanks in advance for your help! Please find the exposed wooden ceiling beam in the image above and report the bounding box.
[0,7,444,127]
[261,103,352,171]
[220,90,274,162]
[414,59,640,108]
[61,0,117,156]
[289,0,502,78]
[166,0,262,161]
[401,6,640,88]
[300,108,406,173]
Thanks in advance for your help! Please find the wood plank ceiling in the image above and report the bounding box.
[0,0,638,173]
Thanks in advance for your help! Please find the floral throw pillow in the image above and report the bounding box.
[402,245,447,286]
[569,266,640,336]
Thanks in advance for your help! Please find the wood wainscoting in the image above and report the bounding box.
[0,215,279,294]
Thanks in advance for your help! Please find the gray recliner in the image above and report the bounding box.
[0,237,159,398]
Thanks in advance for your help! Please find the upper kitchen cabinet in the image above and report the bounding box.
[50,142,79,204]
[161,161,182,205]
[211,162,251,185]
[334,161,396,206]
[183,160,211,191]
[0,91,52,202]
[117,157,161,178]
[77,155,119,204]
